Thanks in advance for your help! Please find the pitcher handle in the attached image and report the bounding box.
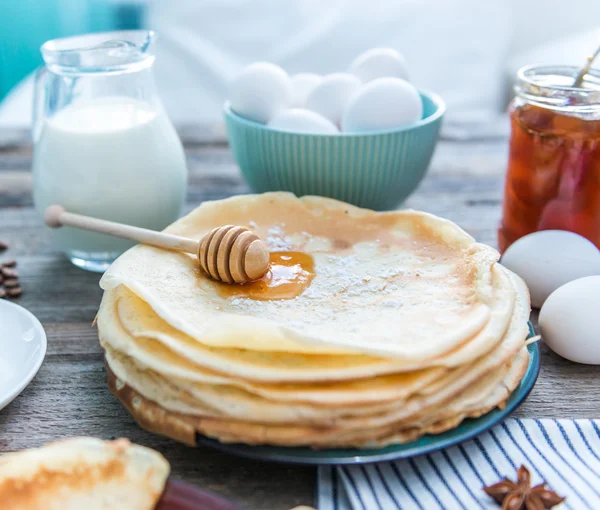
[32,66,48,142]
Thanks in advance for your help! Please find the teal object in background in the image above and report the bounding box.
[0,0,146,101]
[224,91,445,211]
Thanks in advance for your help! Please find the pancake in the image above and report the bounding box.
[102,268,529,432]
[97,266,519,414]
[320,348,529,447]
[106,347,528,448]
[95,193,533,449]
[100,193,501,359]
[99,261,515,384]
[99,322,444,409]
[0,438,169,510]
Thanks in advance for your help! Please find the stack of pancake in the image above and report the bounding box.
[97,193,531,448]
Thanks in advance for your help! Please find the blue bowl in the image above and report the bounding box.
[224,91,445,210]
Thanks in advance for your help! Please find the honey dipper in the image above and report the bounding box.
[44,205,270,284]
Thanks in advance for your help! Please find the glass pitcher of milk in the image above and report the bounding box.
[32,31,187,272]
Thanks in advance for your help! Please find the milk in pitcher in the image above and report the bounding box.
[33,97,187,271]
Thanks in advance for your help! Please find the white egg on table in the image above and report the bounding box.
[289,73,322,108]
[350,48,409,83]
[341,77,422,133]
[539,275,600,364]
[305,73,361,127]
[500,230,600,308]
[268,109,339,134]
[229,62,292,124]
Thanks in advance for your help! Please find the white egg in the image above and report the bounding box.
[229,62,292,124]
[341,78,422,133]
[350,48,410,83]
[305,73,361,127]
[539,276,600,364]
[501,230,600,308]
[289,73,322,108]
[268,108,339,134]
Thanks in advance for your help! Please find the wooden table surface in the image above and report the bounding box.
[1,129,598,510]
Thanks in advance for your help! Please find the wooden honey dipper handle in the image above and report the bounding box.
[44,206,270,284]
[44,205,199,254]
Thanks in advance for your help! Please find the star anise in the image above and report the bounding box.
[483,465,565,509]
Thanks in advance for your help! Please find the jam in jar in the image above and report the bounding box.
[499,65,600,251]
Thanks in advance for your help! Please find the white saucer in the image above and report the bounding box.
[0,300,47,410]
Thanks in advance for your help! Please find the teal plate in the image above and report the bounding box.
[195,323,540,465]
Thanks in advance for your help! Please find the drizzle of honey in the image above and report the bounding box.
[216,251,315,300]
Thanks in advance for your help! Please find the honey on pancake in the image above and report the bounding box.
[216,251,315,300]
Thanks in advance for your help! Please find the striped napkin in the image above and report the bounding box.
[317,419,600,510]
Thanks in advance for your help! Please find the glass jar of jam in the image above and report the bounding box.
[499,65,600,251]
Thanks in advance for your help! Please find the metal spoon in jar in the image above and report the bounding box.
[573,42,600,88]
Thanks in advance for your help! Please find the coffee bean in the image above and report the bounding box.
[7,287,22,298]
[0,288,6,299]
[0,241,7,253]
[1,267,18,279]
[3,278,18,288]
[1,259,16,268]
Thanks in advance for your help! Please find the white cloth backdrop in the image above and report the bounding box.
[1,0,600,129]
[150,0,511,126]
